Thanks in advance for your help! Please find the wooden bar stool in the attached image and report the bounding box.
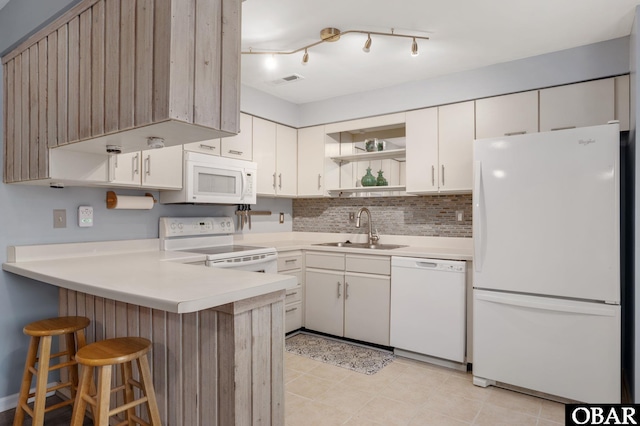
[71,337,162,426]
[13,316,90,426]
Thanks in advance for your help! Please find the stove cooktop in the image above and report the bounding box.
[177,245,269,256]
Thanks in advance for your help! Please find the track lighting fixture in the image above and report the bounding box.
[363,33,372,53]
[243,27,428,65]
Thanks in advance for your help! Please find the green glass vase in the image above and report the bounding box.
[361,167,377,187]
[376,170,388,186]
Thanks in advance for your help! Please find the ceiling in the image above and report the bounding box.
[241,0,640,104]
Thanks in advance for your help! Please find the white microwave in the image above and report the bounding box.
[159,151,257,204]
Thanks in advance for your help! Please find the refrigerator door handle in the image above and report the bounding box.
[473,161,484,272]
[475,291,618,317]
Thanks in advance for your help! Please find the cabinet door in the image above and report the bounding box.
[539,79,615,132]
[405,107,438,193]
[475,91,539,139]
[344,273,390,346]
[183,139,221,156]
[438,101,474,193]
[297,125,326,196]
[276,124,297,196]
[141,145,183,189]
[305,269,344,337]
[221,112,253,161]
[110,151,142,186]
[252,117,277,196]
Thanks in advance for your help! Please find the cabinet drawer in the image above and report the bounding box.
[285,302,303,333]
[278,254,303,271]
[306,252,345,271]
[346,254,390,275]
[183,139,221,156]
[285,284,303,304]
[281,270,303,286]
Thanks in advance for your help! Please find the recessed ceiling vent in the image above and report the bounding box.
[269,74,305,86]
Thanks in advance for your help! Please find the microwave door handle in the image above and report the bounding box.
[240,171,247,201]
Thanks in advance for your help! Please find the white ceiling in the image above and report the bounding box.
[241,0,640,104]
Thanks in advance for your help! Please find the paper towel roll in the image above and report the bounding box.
[106,191,155,210]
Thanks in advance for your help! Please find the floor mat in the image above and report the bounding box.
[285,333,395,375]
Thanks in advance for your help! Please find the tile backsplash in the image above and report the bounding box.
[293,195,472,237]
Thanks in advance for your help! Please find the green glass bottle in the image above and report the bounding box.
[376,170,388,186]
[361,167,377,187]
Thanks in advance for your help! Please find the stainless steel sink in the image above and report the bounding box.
[313,242,407,250]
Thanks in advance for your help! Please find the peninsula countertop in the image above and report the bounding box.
[3,239,297,313]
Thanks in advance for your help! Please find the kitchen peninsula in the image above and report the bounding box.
[3,238,297,425]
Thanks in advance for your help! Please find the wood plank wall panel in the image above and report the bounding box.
[12,55,22,181]
[37,39,48,178]
[138,307,152,423]
[220,0,241,134]
[194,0,221,129]
[47,32,58,149]
[5,61,14,182]
[56,25,68,147]
[78,9,92,140]
[91,1,105,136]
[104,0,120,133]
[152,0,171,122]
[168,0,195,122]
[28,45,38,179]
[119,0,135,130]
[67,17,80,143]
[20,50,30,181]
[135,0,154,126]
[59,290,285,426]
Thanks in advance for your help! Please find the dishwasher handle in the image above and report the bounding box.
[415,261,438,268]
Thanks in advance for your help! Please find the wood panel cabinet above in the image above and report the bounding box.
[3,0,241,184]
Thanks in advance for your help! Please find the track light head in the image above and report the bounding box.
[363,34,372,53]
[411,37,419,57]
[302,49,309,65]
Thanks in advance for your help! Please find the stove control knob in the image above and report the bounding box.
[170,223,176,230]
[226,221,232,228]
[178,223,183,230]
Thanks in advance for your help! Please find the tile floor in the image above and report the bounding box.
[284,351,565,426]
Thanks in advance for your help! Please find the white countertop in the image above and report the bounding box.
[3,239,297,314]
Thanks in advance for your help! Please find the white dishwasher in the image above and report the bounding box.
[390,256,466,363]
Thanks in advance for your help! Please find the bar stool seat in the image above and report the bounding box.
[13,316,90,426]
[71,337,162,426]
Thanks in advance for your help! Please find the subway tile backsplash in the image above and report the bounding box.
[292,195,472,237]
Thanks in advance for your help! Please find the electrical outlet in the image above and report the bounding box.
[53,209,66,228]
[349,212,355,222]
[279,212,285,224]
[456,210,464,222]
[78,206,94,227]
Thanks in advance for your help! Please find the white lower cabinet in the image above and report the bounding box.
[304,252,391,346]
[279,251,304,334]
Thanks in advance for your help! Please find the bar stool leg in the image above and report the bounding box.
[95,366,112,425]
[71,365,92,426]
[13,336,40,426]
[65,333,79,400]
[121,363,136,426]
[137,356,162,425]
[32,335,52,426]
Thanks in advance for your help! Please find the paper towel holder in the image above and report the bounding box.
[106,191,157,210]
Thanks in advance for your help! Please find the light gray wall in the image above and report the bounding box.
[241,85,300,127]
[632,6,639,403]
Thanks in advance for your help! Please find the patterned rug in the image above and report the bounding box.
[285,333,395,375]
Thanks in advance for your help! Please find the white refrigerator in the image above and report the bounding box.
[472,123,621,403]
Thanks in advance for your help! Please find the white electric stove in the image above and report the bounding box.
[159,217,278,273]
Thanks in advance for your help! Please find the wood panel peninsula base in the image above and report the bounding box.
[59,288,285,426]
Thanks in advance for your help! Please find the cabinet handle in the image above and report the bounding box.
[279,173,282,189]
[286,307,298,313]
[345,282,349,299]
[228,149,243,156]
[337,282,341,298]
[285,259,297,264]
[504,131,527,136]
[272,173,276,189]
[286,291,298,297]
[318,174,322,190]
[145,155,151,176]
[133,154,139,175]
[431,165,435,186]
[441,165,445,186]
[199,144,217,151]
[551,126,576,131]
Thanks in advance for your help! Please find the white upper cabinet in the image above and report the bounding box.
[438,101,475,193]
[539,79,615,132]
[276,124,298,196]
[221,113,253,161]
[297,126,326,197]
[406,107,438,193]
[110,145,182,189]
[182,139,221,156]
[475,91,539,139]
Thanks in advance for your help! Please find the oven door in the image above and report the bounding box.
[206,255,278,273]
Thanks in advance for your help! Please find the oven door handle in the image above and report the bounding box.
[206,255,276,269]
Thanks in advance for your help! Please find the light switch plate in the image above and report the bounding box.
[53,209,66,228]
[78,206,93,227]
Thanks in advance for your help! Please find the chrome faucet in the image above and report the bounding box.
[355,207,379,246]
